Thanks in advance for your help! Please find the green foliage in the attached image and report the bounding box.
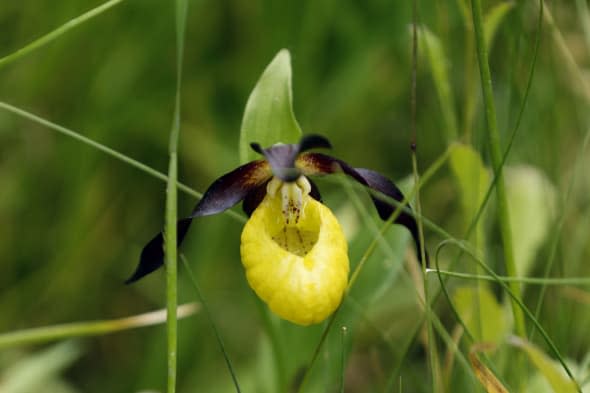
[484,2,515,50]
[510,336,578,393]
[454,285,507,344]
[239,49,302,164]
[505,165,557,277]
[449,143,490,245]
[1,1,590,392]
[417,25,457,142]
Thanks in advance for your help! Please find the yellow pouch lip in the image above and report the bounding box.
[240,192,350,325]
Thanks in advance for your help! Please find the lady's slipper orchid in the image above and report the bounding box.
[127,135,425,325]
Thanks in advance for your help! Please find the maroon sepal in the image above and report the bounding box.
[297,152,427,265]
[126,160,272,283]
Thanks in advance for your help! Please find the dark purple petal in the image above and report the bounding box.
[126,160,272,284]
[297,153,427,265]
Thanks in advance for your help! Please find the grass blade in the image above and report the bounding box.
[429,270,590,286]
[0,101,246,224]
[164,0,188,391]
[181,255,241,392]
[0,0,126,69]
[470,0,526,337]
[0,304,199,350]
[417,25,458,142]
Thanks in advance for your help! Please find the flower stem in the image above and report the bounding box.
[470,0,526,337]
[165,0,188,392]
[165,155,178,393]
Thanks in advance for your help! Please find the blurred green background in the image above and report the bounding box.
[1,0,589,392]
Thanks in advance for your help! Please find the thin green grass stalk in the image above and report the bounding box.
[428,306,480,391]
[531,118,590,340]
[412,152,442,392]
[0,304,198,350]
[411,3,442,389]
[295,312,337,393]
[339,326,347,393]
[383,266,481,392]
[385,314,481,392]
[577,0,590,48]
[164,1,187,392]
[165,155,179,393]
[336,174,399,262]
[530,3,590,340]
[385,319,422,390]
[543,1,590,103]
[470,0,526,337]
[435,240,582,392]
[462,13,476,142]
[254,304,287,392]
[0,0,125,69]
[0,102,247,224]
[430,270,590,286]
[180,255,241,392]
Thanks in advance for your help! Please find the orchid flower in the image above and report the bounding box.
[126,134,425,326]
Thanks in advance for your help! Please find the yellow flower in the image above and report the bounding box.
[128,135,425,326]
[241,178,349,325]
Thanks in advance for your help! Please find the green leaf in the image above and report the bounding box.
[449,143,490,246]
[510,336,578,393]
[453,285,507,345]
[416,26,457,142]
[239,49,302,164]
[505,165,557,277]
[484,2,515,50]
